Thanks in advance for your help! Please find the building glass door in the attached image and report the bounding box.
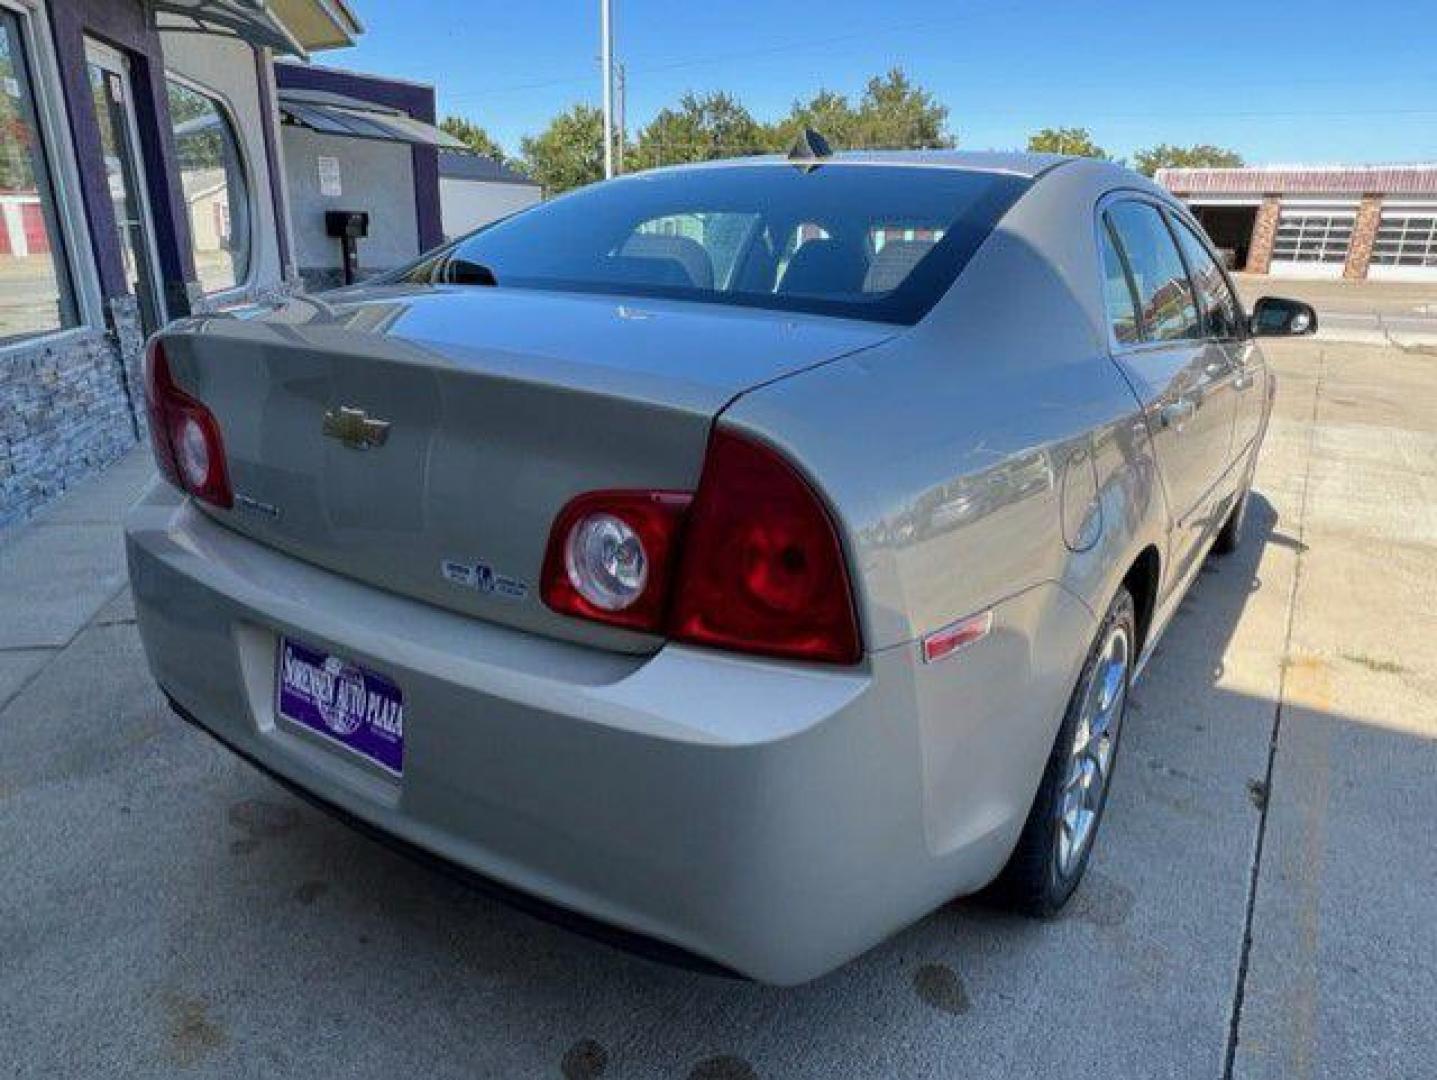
[85,40,163,334]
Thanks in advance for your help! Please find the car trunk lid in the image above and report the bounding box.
[160,284,891,651]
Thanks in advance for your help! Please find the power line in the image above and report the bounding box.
[442,17,1434,108]
[441,14,964,102]
[991,106,1437,121]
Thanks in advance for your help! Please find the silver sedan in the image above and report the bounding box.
[126,148,1314,984]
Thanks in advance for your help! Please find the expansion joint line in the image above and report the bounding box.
[1221,349,1327,1079]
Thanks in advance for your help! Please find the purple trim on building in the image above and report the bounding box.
[1158,165,1437,198]
[46,0,195,317]
[274,62,443,251]
[412,136,441,251]
[126,40,195,314]
[253,48,292,273]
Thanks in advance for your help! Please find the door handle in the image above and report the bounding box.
[1233,367,1254,391]
[1159,399,1197,430]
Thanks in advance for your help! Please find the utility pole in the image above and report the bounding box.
[600,0,614,179]
[615,62,626,175]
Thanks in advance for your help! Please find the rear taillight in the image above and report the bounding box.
[540,429,862,664]
[670,429,861,664]
[144,338,233,509]
[540,490,691,631]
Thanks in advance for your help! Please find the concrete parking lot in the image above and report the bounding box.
[1,335,1434,1079]
[1235,274,1437,348]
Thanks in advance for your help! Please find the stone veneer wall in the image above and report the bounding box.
[0,298,144,528]
[0,279,303,529]
[189,275,304,315]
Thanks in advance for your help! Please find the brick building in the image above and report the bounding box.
[1157,164,1437,282]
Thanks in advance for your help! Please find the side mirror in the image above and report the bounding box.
[1251,296,1318,337]
[441,258,498,287]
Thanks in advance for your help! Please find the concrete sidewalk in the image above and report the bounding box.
[0,448,153,707]
[0,340,1433,1079]
[1232,340,1437,1080]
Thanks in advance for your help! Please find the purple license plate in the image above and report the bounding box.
[275,637,404,775]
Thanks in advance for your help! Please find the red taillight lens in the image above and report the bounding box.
[671,429,861,664]
[540,490,691,631]
[540,430,862,664]
[143,338,233,509]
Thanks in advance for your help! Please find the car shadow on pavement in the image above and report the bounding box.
[10,486,1435,1078]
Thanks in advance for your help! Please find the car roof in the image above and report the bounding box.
[636,149,1077,180]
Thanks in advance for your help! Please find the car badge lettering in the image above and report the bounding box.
[234,492,281,519]
[322,405,390,450]
[440,558,529,602]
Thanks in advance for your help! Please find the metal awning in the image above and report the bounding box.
[151,0,361,57]
[277,87,467,149]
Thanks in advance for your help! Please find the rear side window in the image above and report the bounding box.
[1105,201,1202,343]
[401,165,1031,325]
[1169,214,1243,340]
[1098,220,1141,345]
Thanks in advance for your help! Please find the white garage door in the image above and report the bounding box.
[1269,208,1354,279]
[1369,210,1437,281]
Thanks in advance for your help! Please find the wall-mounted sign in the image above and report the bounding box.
[318,155,342,197]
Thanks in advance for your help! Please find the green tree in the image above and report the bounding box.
[1027,126,1108,159]
[1,41,37,192]
[851,68,953,149]
[439,115,510,165]
[1132,143,1244,177]
[1,90,36,192]
[519,104,605,195]
[766,89,861,151]
[631,91,767,169]
[165,82,224,171]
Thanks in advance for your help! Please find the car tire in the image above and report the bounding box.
[991,587,1136,916]
[1211,486,1248,556]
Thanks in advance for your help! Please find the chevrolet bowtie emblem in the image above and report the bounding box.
[322,406,391,450]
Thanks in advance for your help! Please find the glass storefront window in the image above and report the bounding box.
[166,79,251,294]
[88,51,161,334]
[0,9,77,343]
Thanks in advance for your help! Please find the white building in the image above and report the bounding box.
[438,149,540,240]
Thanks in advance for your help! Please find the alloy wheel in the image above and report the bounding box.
[1055,623,1131,878]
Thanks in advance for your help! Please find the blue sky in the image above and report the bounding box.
[333,0,1437,165]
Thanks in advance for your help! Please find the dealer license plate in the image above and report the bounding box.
[275,636,405,776]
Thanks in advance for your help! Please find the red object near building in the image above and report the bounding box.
[22,199,51,254]
[0,192,51,256]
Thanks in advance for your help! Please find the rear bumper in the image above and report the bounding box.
[163,693,739,978]
[126,483,1084,983]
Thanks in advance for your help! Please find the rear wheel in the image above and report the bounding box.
[992,587,1135,915]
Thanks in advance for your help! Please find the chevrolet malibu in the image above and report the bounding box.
[126,148,1315,984]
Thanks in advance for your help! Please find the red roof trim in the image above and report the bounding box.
[1156,166,1437,197]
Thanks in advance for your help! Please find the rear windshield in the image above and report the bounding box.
[400,164,1030,325]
